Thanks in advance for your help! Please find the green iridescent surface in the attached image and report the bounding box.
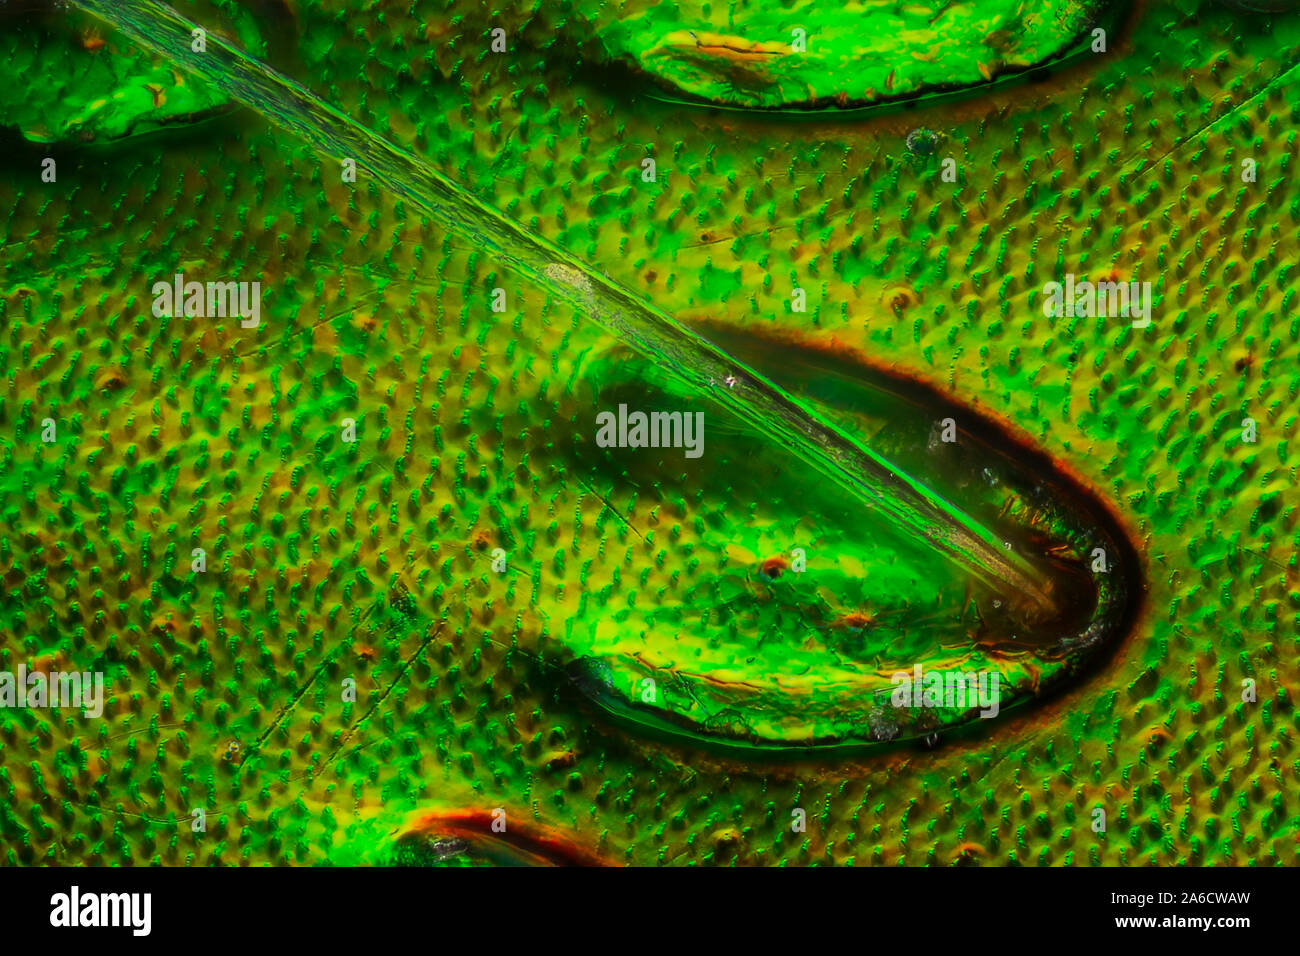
[0,0,1296,867]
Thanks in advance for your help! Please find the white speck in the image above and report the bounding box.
[544,262,593,296]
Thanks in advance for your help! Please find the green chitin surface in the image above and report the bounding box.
[0,0,1296,868]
